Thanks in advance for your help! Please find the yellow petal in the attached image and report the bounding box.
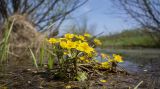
[84,33,91,37]
[100,79,107,83]
[113,54,123,63]
[65,85,72,89]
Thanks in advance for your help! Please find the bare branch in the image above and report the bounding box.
[112,0,160,33]
[0,0,88,34]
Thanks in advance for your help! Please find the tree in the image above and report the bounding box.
[0,0,88,32]
[112,0,160,43]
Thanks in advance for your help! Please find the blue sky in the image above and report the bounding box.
[60,0,138,35]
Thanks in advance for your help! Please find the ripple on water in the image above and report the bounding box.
[119,61,149,74]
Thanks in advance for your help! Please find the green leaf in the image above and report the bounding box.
[48,55,54,69]
[75,71,88,81]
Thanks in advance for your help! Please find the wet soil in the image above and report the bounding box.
[0,63,153,89]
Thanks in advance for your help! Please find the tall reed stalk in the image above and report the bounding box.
[29,48,38,69]
[0,19,15,64]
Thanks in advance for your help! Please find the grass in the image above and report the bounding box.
[29,48,38,69]
[99,29,157,48]
[39,42,45,67]
[0,19,15,63]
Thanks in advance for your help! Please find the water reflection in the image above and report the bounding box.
[98,48,160,73]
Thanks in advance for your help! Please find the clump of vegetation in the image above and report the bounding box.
[0,15,46,68]
[32,33,123,81]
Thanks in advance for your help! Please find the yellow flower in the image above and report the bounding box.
[101,53,107,59]
[113,54,123,63]
[79,56,90,63]
[79,35,85,41]
[75,40,82,45]
[60,41,67,48]
[65,33,74,39]
[60,40,77,49]
[88,53,94,57]
[101,61,111,69]
[100,79,107,83]
[77,42,88,51]
[77,42,94,54]
[64,51,69,55]
[94,39,102,45]
[108,59,114,63]
[86,47,94,54]
[85,59,90,63]
[66,40,76,49]
[65,85,72,89]
[79,56,85,61]
[75,35,86,41]
[48,38,57,44]
[84,33,91,37]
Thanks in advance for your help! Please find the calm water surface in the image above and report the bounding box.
[98,48,160,74]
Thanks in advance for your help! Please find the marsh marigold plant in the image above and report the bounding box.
[46,33,123,80]
[47,33,98,80]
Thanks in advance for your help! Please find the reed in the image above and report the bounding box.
[0,19,15,64]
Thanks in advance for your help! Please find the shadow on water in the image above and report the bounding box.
[98,48,160,88]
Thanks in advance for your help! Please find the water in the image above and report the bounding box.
[96,48,160,88]
[98,48,160,73]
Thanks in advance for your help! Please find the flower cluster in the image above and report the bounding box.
[48,33,123,66]
[48,33,99,63]
[98,53,123,69]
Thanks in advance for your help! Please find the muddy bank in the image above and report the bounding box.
[0,65,148,89]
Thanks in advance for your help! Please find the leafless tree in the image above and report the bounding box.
[0,0,88,33]
[112,0,160,43]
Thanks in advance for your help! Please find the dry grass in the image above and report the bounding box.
[0,14,46,66]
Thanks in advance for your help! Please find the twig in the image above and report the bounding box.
[134,81,143,89]
[78,63,92,66]
[7,51,20,58]
[95,70,104,76]
[79,65,92,72]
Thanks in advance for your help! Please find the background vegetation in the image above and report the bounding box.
[99,28,158,48]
